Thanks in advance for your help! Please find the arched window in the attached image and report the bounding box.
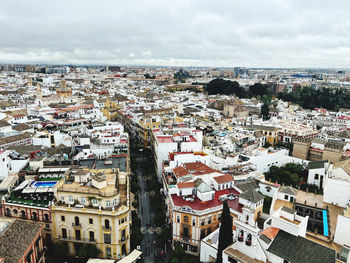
[238,230,244,242]
[246,233,252,246]
[21,210,26,219]
[13,209,18,215]
[32,212,37,220]
[74,216,80,226]
[44,214,49,222]
[105,219,110,229]
[5,208,11,217]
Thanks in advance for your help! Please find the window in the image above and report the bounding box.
[119,217,126,224]
[315,174,319,180]
[192,219,196,226]
[218,213,222,221]
[106,200,111,207]
[200,229,206,239]
[106,247,112,258]
[81,197,85,205]
[207,227,212,235]
[105,219,110,229]
[44,214,49,222]
[61,216,65,222]
[92,199,98,206]
[89,231,95,241]
[75,230,81,240]
[184,216,189,223]
[62,228,67,239]
[104,233,111,244]
[32,212,37,220]
[284,195,288,200]
[201,219,205,226]
[182,227,189,237]
[69,196,73,204]
[113,199,118,206]
[208,217,212,224]
[89,218,93,224]
[74,216,80,226]
[177,216,180,223]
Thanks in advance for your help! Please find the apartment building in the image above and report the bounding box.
[153,127,203,180]
[51,167,131,260]
[163,160,237,255]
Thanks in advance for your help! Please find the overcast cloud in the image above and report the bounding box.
[0,0,350,67]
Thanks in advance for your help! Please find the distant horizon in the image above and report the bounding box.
[0,62,348,71]
[1,1,350,69]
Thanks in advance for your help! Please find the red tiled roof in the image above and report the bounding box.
[189,135,197,142]
[260,227,280,240]
[177,182,195,189]
[157,136,174,143]
[214,174,234,184]
[183,162,221,175]
[173,166,190,178]
[171,188,242,213]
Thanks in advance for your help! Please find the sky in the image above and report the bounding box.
[0,0,350,68]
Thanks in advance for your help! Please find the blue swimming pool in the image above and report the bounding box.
[32,181,57,188]
[323,210,328,236]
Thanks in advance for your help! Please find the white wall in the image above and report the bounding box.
[307,167,326,188]
[200,240,218,263]
[259,182,279,198]
[0,151,10,180]
[334,214,350,247]
[324,177,350,208]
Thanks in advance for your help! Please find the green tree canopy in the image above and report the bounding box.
[205,78,245,97]
[261,103,270,120]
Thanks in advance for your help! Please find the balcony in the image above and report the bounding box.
[119,235,128,243]
[102,226,112,231]
[180,234,190,242]
[58,235,96,243]
[72,223,81,228]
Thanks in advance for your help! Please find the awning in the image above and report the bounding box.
[117,250,142,263]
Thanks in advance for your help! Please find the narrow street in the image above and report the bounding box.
[136,152,158,263]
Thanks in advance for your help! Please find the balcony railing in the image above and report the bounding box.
[119,235,128,243]
[72,223,81,228]
[59,235,96,243]
[102,226,112,231]
[181,234,190,242]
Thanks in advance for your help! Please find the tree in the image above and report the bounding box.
[216,201,233,263]
[205,78,241,96]
[261,103,270,120]
[77,244,100,258]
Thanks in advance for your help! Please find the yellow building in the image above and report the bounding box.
[138,116,161,147]
[254,125,278,145]
[57,80,72,98]
[101,100,121,121]
[51,168,131,260]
